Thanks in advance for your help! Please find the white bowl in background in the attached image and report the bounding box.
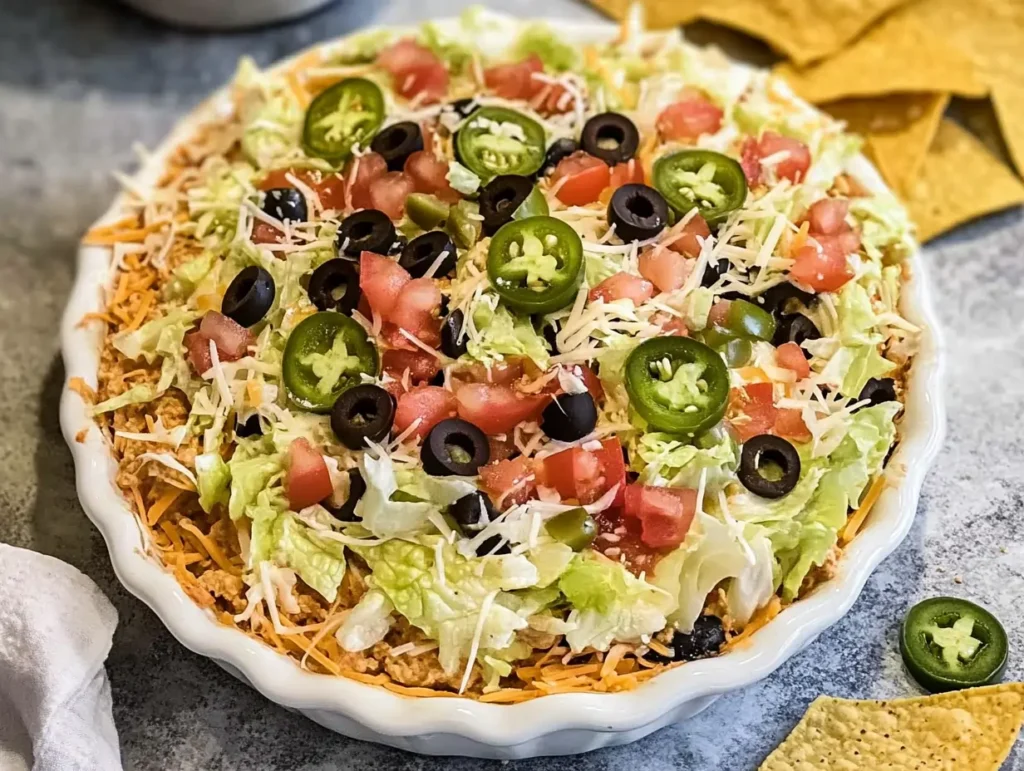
[60,16,946,758]
[120,0,338,29]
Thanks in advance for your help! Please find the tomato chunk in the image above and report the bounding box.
[639,246,693,293]
[757,131,811,184]
[805,198,850,236]
[286,438,333,511]
[359,251,410,318]
[257,168,347,211]
[394,386,457,440]
[389,277,442,346]
[594,438,626,509]
[251,220,283,245]
[623,484,697,549]
[480,456,537,508]
[405,150,459,203]
[344,152,388,211]
[454,383,549,435]
[789,242,853,293]
[776,341,810,379]
[539,438,624,506]
[368,171,416,220]
[774,408,812,442]
[656,92,723,141]
[484,54,544,100]
[666,214,711,258]
[728,382,777,443]
[377,39,449,103]
[382,348,442,385]
[589,272,655,305]
[550,151,610,206]
[199,311,252,360]
[608,159,645,192]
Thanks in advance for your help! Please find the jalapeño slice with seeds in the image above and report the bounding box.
[486,216,583,315]
[624,337,729,435]
[456,107,547,180]
[302,78,385,163]
[900,597,1009,693]
[653,149,747,224]
[283,311,379,413]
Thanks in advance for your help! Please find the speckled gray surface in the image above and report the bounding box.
[1,0,1022,767]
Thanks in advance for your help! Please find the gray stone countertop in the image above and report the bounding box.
[1,0,1021,767]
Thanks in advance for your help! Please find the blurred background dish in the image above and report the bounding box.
[120,0,339,29]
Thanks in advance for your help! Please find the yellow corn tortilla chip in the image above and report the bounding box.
[776,7,987,104]
[585,0,911,65]
[825,93,949,197]
[905,120,1024,243]
[759,683,1024,771]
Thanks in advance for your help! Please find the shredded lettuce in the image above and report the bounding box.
[195,452,230,513]
[233,57,303,170]
[446,161,482,196]
[419,22,474,74]
[850,193,915,264]
[468,299,549,368]
[511,23,580,72]
[112,309,199,363]
[165,252,217,302]
[355,451,437,538]
[228,441,283,520]
[90,384,157,415]
[819,282,896,396]
[249,507,348,602]
[336,589,394,651]
[631,431,737,488]
[187,161,257,243]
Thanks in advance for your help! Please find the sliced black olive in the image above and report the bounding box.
[479,175,534,236]
[759,282,815,316]
[701,258,731,288]
[262,188,307,223]
[388,233,408,257]
[421,418,489,476]
[738,435,801,499]
[772,313,821,353]
[581,113,640,165]
[449,491,497,533]
[607,184,669,242]
[542,321,560,353]
[645,616,727,663]
[540,137,579,176]
[429,369,446,387]
[234,413,263,438]
[307,259,360,315]
[222,266,275,327]
[475,534,512,557]
[857,377,897,407]
[330,385,396,451]
[541,392,597,442]
[399,231,456,278]
[325,468,366,522]
[337,209,396,257]
[441,309,468,359]
[449,98,477,120]
[370,121,423,171]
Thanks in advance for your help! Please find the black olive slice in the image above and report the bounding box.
[645,616,727,663]
[449,98,477,120]
[324,468,366,522]
[759,282,816,316]
[540,137,579,176]
[772,313,821,353]
[337,209,396,257]
[541,392,598,442]
[370,121,424,171]
[701,258,731,288]
[222,266,275,328]
[441,309,468,359]
[479,175,534,236]
[234,413,263,438]
[421,418,489,476]
[429,369,446,387]
[330,385,396,450]
[475,534,512,557]
[399,231,456,278]
[542,321,560,353]
[262,188,308,223]
[581,113,640,165]
[857,377,897,407]
[449,491,497,533]
[738,434,801,499]
[607,184,669,242]
[388,233,408,256]
[307,259,361,315]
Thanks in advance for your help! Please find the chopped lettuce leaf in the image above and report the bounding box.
[187,161,257,243]
[468,299,549,368]
[233,57,303,170]
[631,431,737,488]
[420,22,474,74]
[336,589,394,652]
[527,542,575,588]
[726,528,775,626]
[228,443,283,520]
[681,287,714,331]
[90,384,157,415]
[249,506,348,602]
[165,252,217,302]
[850,192,915,264]
[355,451,437,538]
[447,161,482,196]
[112,309,200,363]
[195,452,230,513]
[512,23,580,72]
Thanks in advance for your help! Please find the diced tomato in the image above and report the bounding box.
[623,484,697,549]
[480,456,537,508]
[608,159,645,192]
[707,299,732,328]
[774,409,812,442]
[728,382,777,443]
[594,438,626,509]
[359,251,410,318]
[656,92,724,141]
[453,359,524,387]
[589,272,655,305]
[377,39,449,103]
[257,168,347,212]
[757,131,811,184]
[251,220,283,245]
[776,341,810,379]
[185,330,213,375]
[454,383,549,435]
[389,277,442,346]
[199,311,251,360]
[394,386,457,440]
[532,81,575,115]
[654,312,689,336]
[638,246,693,293]
[740,137,762,186]
[805,198,850,236]
[539,438,624,506]
[484,54,544,100]
[487,433,519,463]
[285,438,333,511]
[368,171,416,220]
[344,152,388,211]
[405,150,459,203]
[569,364,605,404]
[550,151,610,206]
[382,348,442,384]
[666,214,711,258]
[789,242,853,293]
[816,230,862,262]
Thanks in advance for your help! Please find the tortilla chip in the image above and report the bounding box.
[825,93,949,197]
[586,0,911,65]
[905,120,1024,242]
[956,97,1010,162]
[776,7,987,104]
[759,683,1024,770]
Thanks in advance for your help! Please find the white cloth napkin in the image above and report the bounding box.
[0,544,122,771]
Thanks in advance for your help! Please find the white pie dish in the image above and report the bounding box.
[59,16,946,759]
